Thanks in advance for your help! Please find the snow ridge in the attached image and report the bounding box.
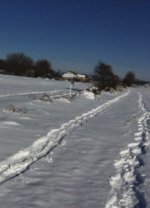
[0,90,68,98]
[0,91,129,184]
[105,93,150,208]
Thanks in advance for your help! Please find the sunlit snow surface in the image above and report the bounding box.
[0,75,149,208]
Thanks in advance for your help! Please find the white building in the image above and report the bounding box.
[62,72,87,81]
[62,72,77,79]
[77,74,86,80]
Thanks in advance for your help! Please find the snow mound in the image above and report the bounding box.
[82,90,95,100]
[55,97,70,103]
[2,121,20,126]
[3,104,27,114]
[34,93,53,103]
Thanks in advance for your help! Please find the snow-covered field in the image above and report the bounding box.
[0,75,149,208]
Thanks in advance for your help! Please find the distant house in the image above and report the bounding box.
[77,74,86,80]
[62,71,87,81]
[62,72,77,79]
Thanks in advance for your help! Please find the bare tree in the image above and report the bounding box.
[6,53,33,75]
[123,71,136,86]
[34,59,54,78]
[93,62,120,91]
[0,59,6,72]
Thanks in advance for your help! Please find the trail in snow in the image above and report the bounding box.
[0,90,129,184]
[105,92,150,208]
[0,90,70,99]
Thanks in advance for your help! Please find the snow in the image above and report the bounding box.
[0,75,149,207]
[106,90,150,208]
[0,89,129,184]
[82,90,95,99]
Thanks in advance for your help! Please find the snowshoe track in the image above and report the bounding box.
[0,91,129,184]
[105,93,150,208]
[0,90,77,100]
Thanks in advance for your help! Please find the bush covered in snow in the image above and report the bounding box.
[87,86,100,95]
[39,94,53,102]
[4,104,27,114]
[82,90,95,100]
[31,93,53,103]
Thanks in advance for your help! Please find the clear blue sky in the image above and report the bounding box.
[0,0,150,80]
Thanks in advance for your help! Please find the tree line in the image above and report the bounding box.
[0,53,147,92]
[92,61,147,93]
[0,53,62,78]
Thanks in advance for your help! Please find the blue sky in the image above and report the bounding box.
[0,0,150,80]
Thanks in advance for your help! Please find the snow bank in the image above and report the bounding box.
[82,90,95,100]
[1,121,20,126]
[0,90,64,98]
[3,104,27,114]
[54,97,70,103]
